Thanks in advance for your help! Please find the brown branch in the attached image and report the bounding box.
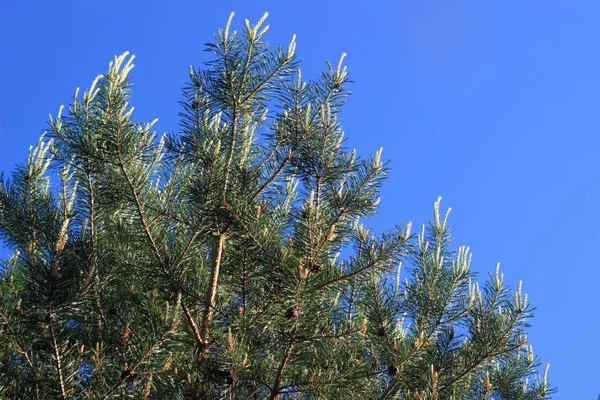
[200,234,225,343]
[181,301,205,347]
[269,275,303,399]
[47,219,69,399]
[49,317,67,399]
[248,285,278,328]
[242,385,264,400]
[269,342,294,400]
[377,381,399,400]
[251,144,280,182]
[117,152,225,354]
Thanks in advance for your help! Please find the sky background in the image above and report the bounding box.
[1,1,598,397]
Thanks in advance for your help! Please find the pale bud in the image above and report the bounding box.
[227,328,234,354]
[373,147,383,168]
[287,34,297,59]
[348,149,356,168]
[404,221,412,240]
[224,11,235,41]
[336,53,347,77]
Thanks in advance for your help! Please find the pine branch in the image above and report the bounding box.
[100,325,175,399]
[118,158,163,264]
[269,340,295,400]
[240,57,293,107]
[49,317,67,399]
[438,313,524,394]
[254,151,290,198]
[181,300,204,347]
[0,311,34,370]
[316,237,407,290]
[200,233,225,344]
[84,168,104,342]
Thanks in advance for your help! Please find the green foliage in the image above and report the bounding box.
[0,12,553,399]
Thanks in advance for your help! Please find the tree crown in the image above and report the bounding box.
[0,12,552,399]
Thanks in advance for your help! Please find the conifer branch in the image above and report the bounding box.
[254,152,290,198]
[101,326,175,399]
[223,201,267,252]
[316,238,407,290]
[269,342,294,399]
[84,169,104,341]
[0,312,33,369]
[438,313,523,393]
[200,233,225,344]
[118,158,163,264]
[240,59,292,107]
[49,318,67,399]
[269,278,303,399]
[181,300,204,347]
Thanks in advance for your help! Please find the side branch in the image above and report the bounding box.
[49,318,67,399]
[181,301,204,347]
[201,234,225,343]
[118,161,163,264]
[269,342,294,400]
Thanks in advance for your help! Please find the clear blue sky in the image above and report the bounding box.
[1,1,598,397]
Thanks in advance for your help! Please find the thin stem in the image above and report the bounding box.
[49,318,67,399]
[181,301,204,347]
[240,60,290,106]
[254,150,290,198]
[118,160,163,264]
[242,247,248,312]
[0,312,34,370]
[85,169,103,342]
[316,239,407,291]
[201,234,225,343]
[439,313,522,393]
[101,327,174,399]
[269,342,294,400]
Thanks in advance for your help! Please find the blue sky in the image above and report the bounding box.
[1,1,598,397]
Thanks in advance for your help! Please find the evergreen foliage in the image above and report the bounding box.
[0,12,553,399]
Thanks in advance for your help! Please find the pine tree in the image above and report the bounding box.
[0,12,554,399]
